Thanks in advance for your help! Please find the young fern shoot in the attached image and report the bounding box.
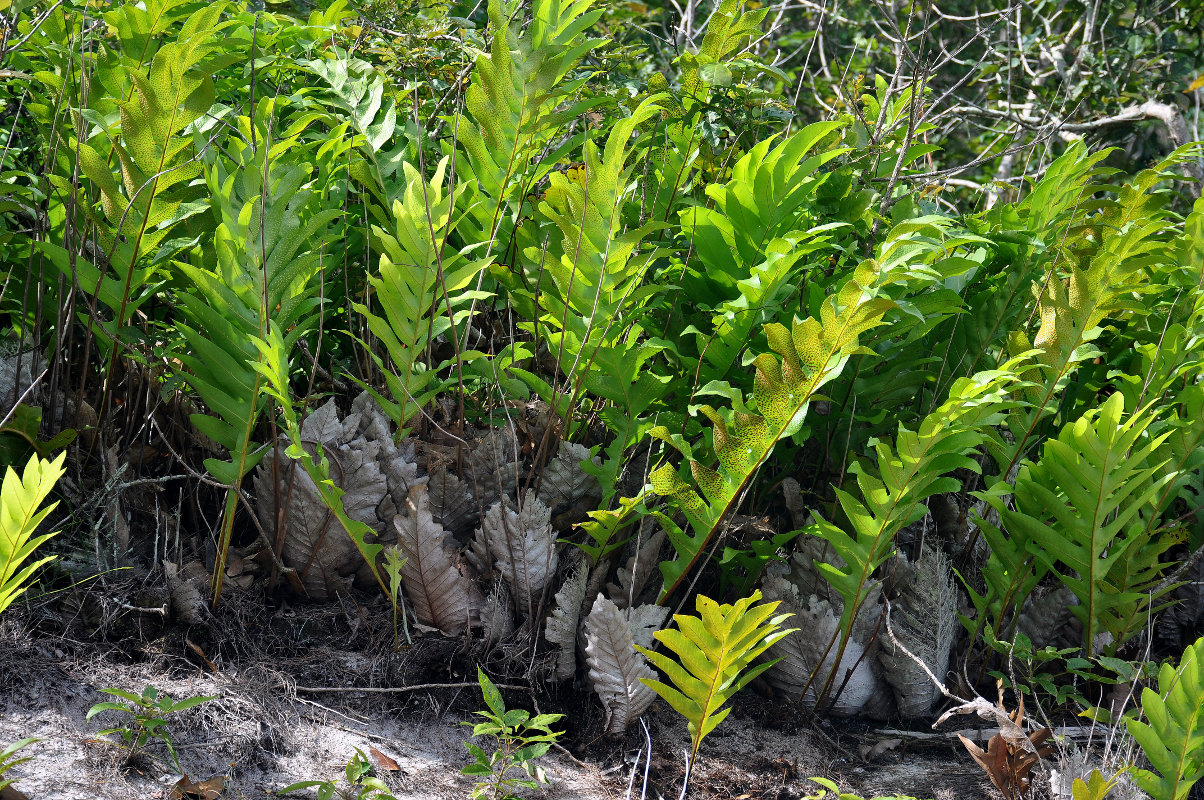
[636,591,794,791]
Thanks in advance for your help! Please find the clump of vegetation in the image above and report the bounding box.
[86,685,215,772]
[2,0,1203,795]
[461,667,564,800]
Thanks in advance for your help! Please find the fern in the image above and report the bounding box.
[809,368,1017,708]
[649,263,894,603]
[518,98,670,501]
[0,452,65,616]
[352,156,491,435]
[0,737,38,794]
[41,5,222,356]
[636,591,793,783]
[1127,637,1204,800]
[307,53,410,208]
[1004,392,1178,655]
[391,483,483,636]
[989,145,1191,481]
[176,103,339,600]
[456,0,606,255]
[678,121,849,388]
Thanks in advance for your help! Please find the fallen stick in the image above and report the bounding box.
[872,725,1120,745]
[292,682,528,694]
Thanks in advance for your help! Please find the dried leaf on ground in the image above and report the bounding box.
[168,774,225,800]
[368,746,400,772]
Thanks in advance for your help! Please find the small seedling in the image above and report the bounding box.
[86,684,214,772]
[461,666,564,800]
[0,738,38,793]
[279,749,397,799]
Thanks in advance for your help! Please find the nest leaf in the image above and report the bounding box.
[585,593,657,735]
[879,547,958,718]
[759,571,883,716]
[538,440,601,510]
[545,562,589,681]
[394,484,482,635]
[427,467,476,538]
[478,496,558,617]
[607,528,664,609]
[463,425,520,509]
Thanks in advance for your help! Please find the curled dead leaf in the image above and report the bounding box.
[168,774,225,799]
[859,737,903,761]
[368,746,400,772]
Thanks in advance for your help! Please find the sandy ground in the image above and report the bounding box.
[0,599,999,800]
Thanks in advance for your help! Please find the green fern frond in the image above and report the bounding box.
[42,5,222,352]
[650,264,894,603]
[0,737,39,793]
[680,122,849,386]
[0,452,65,616]
[807,367,1017,707]
[176,102,340,600]
[636,591,793,767]
[1127,637,1204,800]
[456,0,606,253]
[353,156,491,435]
[1004,392,1178,654]
[307,54,410,208]
[514,98,669,500]
[991,145,1187,479]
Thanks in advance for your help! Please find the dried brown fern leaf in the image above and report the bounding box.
[393,484,483,635]
[478,495,558,617]
[606,528,664,609]
[545,562,589,681]
[538,440,601,510]
[585,593,657,735]
[427,466,477,539]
